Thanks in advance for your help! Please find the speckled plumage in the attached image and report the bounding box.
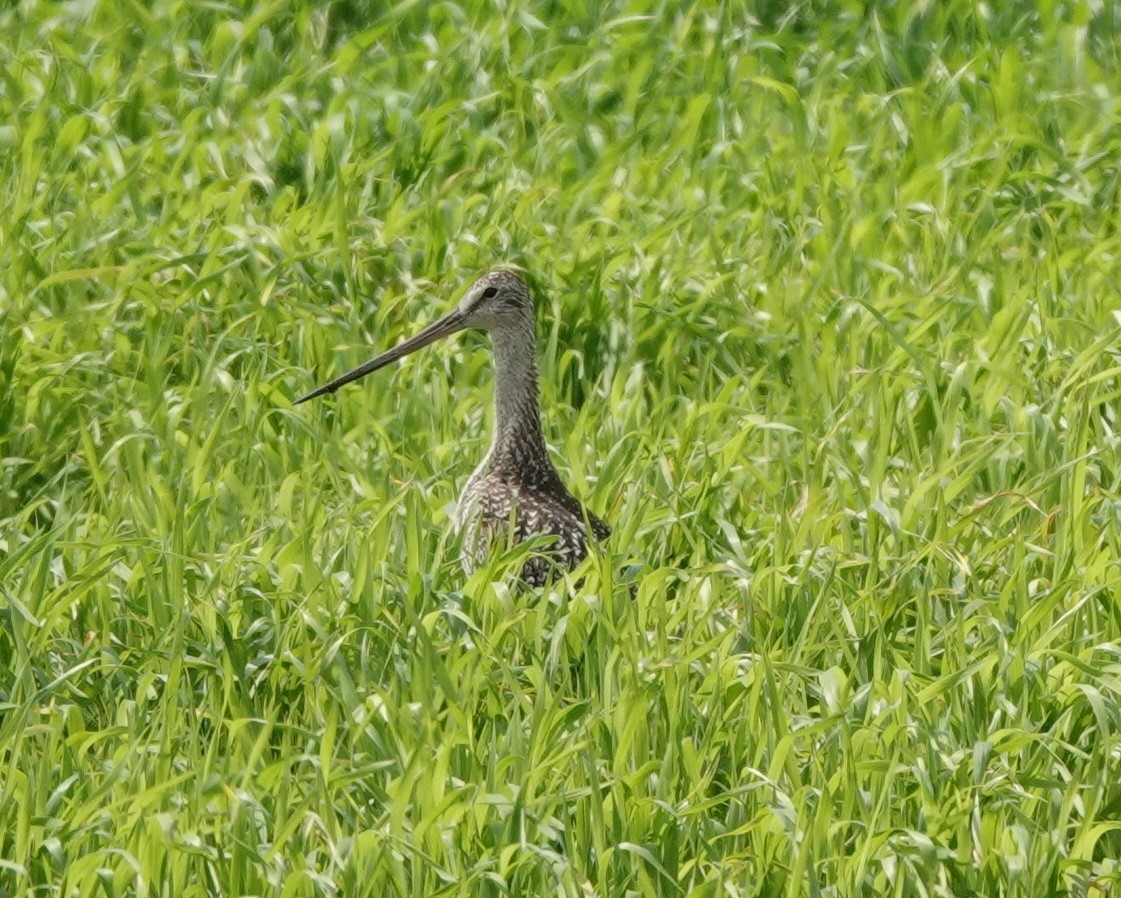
[297,270,609,585]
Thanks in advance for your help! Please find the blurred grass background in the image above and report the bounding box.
[2,0,1120,895]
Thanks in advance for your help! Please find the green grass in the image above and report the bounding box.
[3,0,1121,895]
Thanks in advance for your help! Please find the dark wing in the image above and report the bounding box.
[586,509,611,542]
[463,478,610,585]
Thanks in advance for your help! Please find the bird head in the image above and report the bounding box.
[455,270,533,331]
[295,269,532,404]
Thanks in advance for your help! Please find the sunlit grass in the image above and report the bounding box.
[2,1,1120,895]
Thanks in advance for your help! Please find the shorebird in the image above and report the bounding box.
[296,270,610,585]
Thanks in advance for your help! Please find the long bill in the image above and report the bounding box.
[295,309,467,404]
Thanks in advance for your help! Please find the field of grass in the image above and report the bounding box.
[3,0,1121,895]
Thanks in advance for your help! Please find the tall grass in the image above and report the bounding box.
[2,0,1120,895]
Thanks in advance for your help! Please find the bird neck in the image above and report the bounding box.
[488,319,549,467]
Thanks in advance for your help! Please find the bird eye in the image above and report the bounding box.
[481,287,498,299]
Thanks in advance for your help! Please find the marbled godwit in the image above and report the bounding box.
[297,271,610,585]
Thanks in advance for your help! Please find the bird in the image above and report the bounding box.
[296,270,610,585]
